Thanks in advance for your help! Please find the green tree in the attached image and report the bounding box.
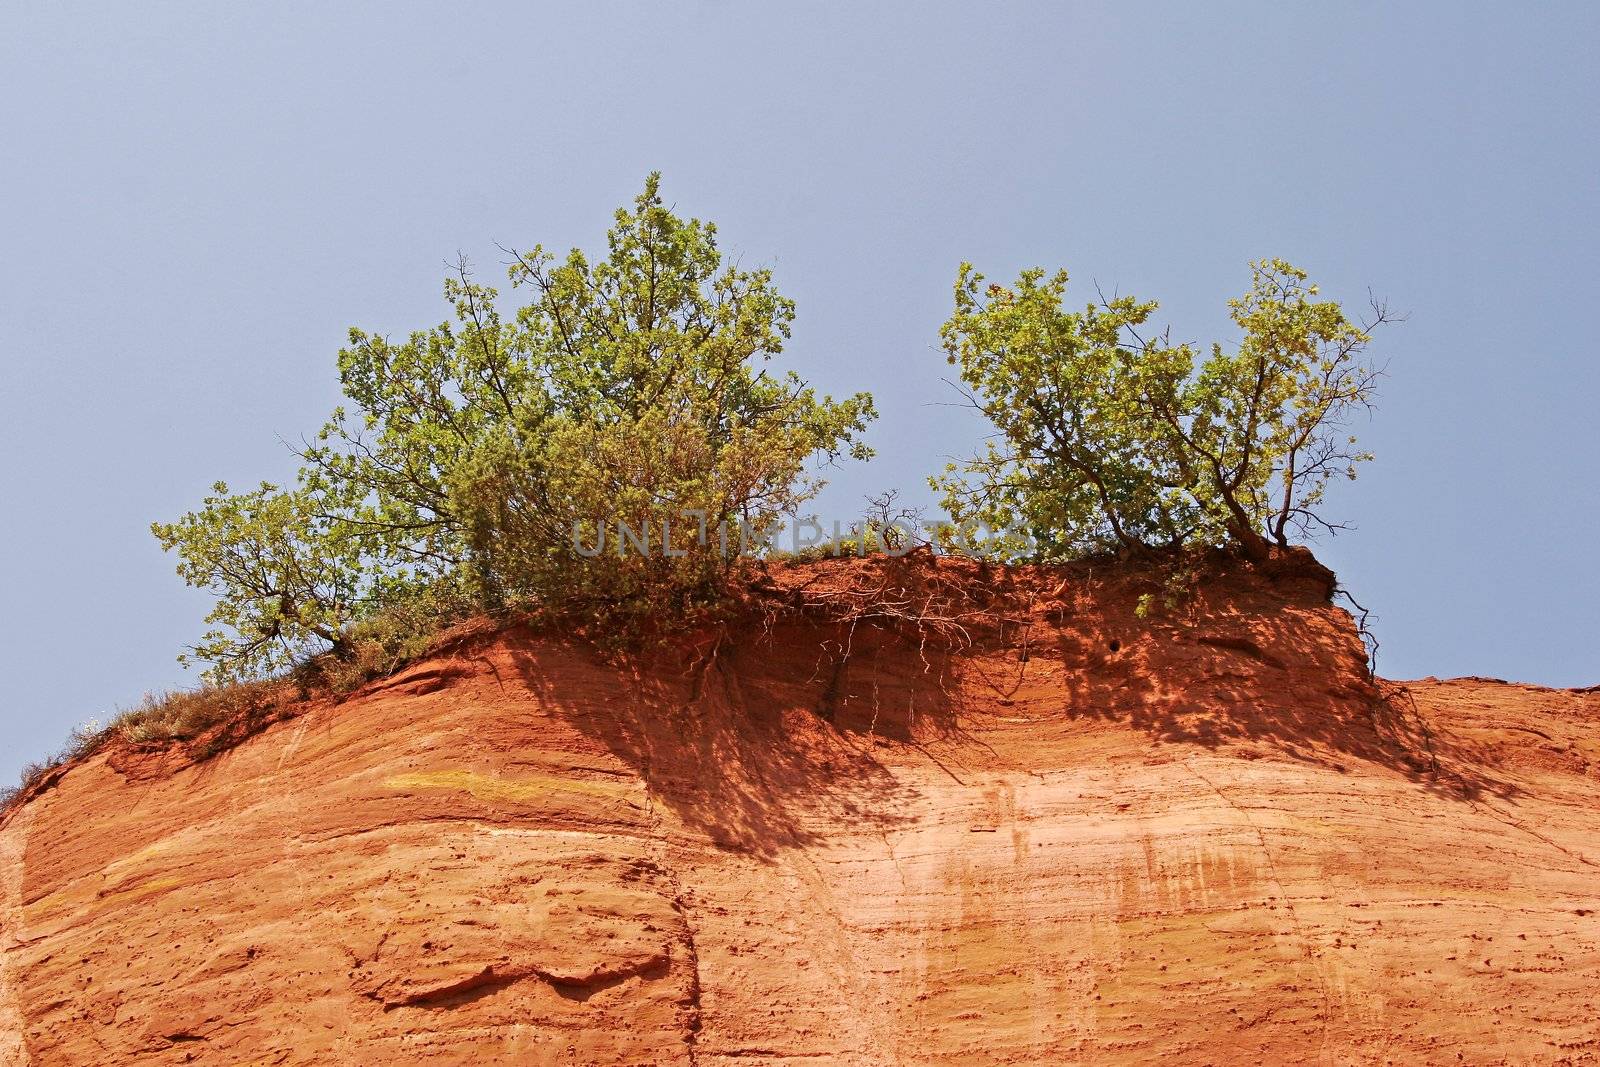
[469,175,875,614]
[150,481,367,678]
[157,175,874,679]
[935,258,1389,562]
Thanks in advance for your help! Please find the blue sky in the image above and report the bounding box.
[2,2,1596,782]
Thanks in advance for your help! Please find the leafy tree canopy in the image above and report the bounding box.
[155,175,875,680]
[934,259,1391,563]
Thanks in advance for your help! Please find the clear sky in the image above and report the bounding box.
[2,2,1596,783]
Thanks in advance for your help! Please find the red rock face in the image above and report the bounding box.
[2,558,1597,1064]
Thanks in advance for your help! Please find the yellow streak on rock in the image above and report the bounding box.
[384,769,639,808]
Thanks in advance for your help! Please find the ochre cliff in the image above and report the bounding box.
[2,556,1597,1064]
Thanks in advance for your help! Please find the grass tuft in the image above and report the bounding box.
[1,586,474,815]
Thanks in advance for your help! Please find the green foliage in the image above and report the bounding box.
[934,259,1389,562]
[156,175,874,679]
[150,480,369,679]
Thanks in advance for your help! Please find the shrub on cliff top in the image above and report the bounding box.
[933,259,1393,563]
[153,175,874,681]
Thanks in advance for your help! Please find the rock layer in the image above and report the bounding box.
[2,558,1597,1064]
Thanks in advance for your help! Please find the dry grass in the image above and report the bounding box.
[0,718,114,810]
[1,590,475,815]
[0,681,292,813]
[113,679,287,748]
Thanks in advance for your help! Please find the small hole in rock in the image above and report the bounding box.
[1107,639,1121,653]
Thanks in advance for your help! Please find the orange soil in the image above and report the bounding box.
[1,556,1597,1065]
